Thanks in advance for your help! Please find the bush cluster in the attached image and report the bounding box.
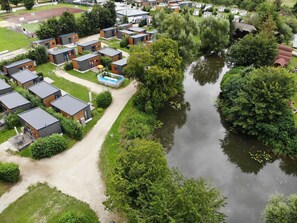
[4,112,21,129]
[46,108,83,140]
[0,162,20,183]
[31,134,67,159]
[58,212,90,223]
[120,36,129,48]
[14,87,43,107]
[95,91,112,109]
[64,62,73,71]
[100,56,112,70]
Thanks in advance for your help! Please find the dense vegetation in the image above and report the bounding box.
[219,67,297,157]
[0,162,20,183]
[95,91,112,109]
[197,0,265,11]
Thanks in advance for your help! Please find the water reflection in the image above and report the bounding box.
[191,55,225,85]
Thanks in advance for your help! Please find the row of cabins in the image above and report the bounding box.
[32,33,79,49]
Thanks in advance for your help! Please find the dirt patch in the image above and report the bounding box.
[6,7,84,24]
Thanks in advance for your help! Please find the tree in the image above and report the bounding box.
[104,0,116,26]
[227,33,278,67]
[23,0,34,10]
[219,67,297,157]
[10,0,22,6]
[199,17,230,54]
[0,0,10,12]
[124,38,184,113]
[27,46,48,65]
[263,194,297,223]
[59,12,77,34]
[35,17,61,39]
[77,12,98,37]
[154,10,199,62]
[122,15,129,24]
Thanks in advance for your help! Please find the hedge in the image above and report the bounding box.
[95,91,112,109]
[0,162,20,183]
[31,134,67,159]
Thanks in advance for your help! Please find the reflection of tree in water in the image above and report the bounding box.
[219,114,276,174]
[155,94,189,152]
[191,55,225,86]
[279,159,297,177]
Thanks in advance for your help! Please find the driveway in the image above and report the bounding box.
[0,80,136,223]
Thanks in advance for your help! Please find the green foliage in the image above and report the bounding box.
[138,19,147,27]
[228,33,278,68]
[46,108,83,140]
[263,194,297,223]
[59,12,77,35]
[10,0,22,6]
[199,17,230,54]
[58,212,89,223]
[100,56,112,70]
[285,17,297,34]
[154,10,199,62]
[23,0,34,10]
[4,113,21,129]
[95,91,112,109]
[31,134,67,159]
[122,16,129,24]
[14,87,43,107]
[0,0,10,11]
[219,67,297,157]
[64,62,73,71]
[27,46,48,65]
[0,54,27,71]
[36,17,61,39]
[119,36,129,48]
[125,38,184,113]
[0,162,20,183]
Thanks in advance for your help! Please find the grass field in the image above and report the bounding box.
[67,69,98,83]
[0,184,99,223]
[0,182,13,197]
[0,28,33,52]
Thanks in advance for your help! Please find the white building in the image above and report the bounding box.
[117,9,149,24]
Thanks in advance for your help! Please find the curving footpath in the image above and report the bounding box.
[0,79,136,222]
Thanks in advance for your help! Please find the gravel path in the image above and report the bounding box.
[0,79,136,222]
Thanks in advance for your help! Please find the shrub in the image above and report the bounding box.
[14,87,43,107]
[100,56,112,70]
[64,62,73,71]
[224,8,230,13]
[4,113,21,129]
[139,19,147,27]
[37,72,44,77]
[120,36,129,48]
[31,134,67,159]
[95,91,112,109]
[0,162,20,183]
[27,46,48,65]
[58,212,89,223]
[24,0,34,10]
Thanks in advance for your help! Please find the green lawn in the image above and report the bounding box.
[0,128,18,144]
[0,181,12,197]
[36,63,96,102]
[0,28,33,52]
[100,38,130,53]
[67,69,98,84]
[0,183,99,223]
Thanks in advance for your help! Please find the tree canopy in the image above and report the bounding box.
[227,33,278,68]
[219,67,297,157]
[199,17,230,54]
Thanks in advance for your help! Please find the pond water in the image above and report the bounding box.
[155,56,297,223]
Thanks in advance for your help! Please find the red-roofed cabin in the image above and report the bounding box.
[274,45,292,67]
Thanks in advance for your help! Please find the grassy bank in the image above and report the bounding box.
[0,28,33,52]
[0,182,13,197]
[0,184,99,223]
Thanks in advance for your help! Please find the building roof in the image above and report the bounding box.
[130,33,148,38]
[102,27,116,31]
[112,58,127,66]
[28,81,60,99]
[234,22,256,33]
[274,58,287,67]
[18,107,59,130]
[4,59,33,69]
[118,23,131,28]
[78,40,99,47]
[0,91,30,109]
[11,70,38,84]
[99,47,121,57]
[59,33,76,38]
[50,94,89,116]
[49,48,74,56]
[117,9,149,17]
[73,53,99,62]
[0,79,11,91]
[128,27,146,33]
[118,30,135,35]
[32,38,55,44]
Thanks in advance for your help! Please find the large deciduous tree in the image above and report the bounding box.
[23,0,34,10]
[199,17,230,54]
[227,32,278,67]
[10,0,22,7]
[59,12,77,34]
[124,38,184,113]
[0,0,10,12]
[35,17,61,39]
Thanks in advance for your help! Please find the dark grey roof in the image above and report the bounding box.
[50,94,89,116]
[28,81,60,99]
[99,47,121,57]
[0,79,11,91]
[32,38,55,44]
[59,33,76,38]
[118,23,131,28]
[4,59,33,69]
[73,53,98,62]
[130,33,148,38]
[49,48,74,56]
[18,107,59,130]
[11,70,38,84]
[102,27,116,31]
[118,30,135,35]
[0,91,30,109]
[112,58,127,66]
[128,27,146,33]
[78,40,99,47]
